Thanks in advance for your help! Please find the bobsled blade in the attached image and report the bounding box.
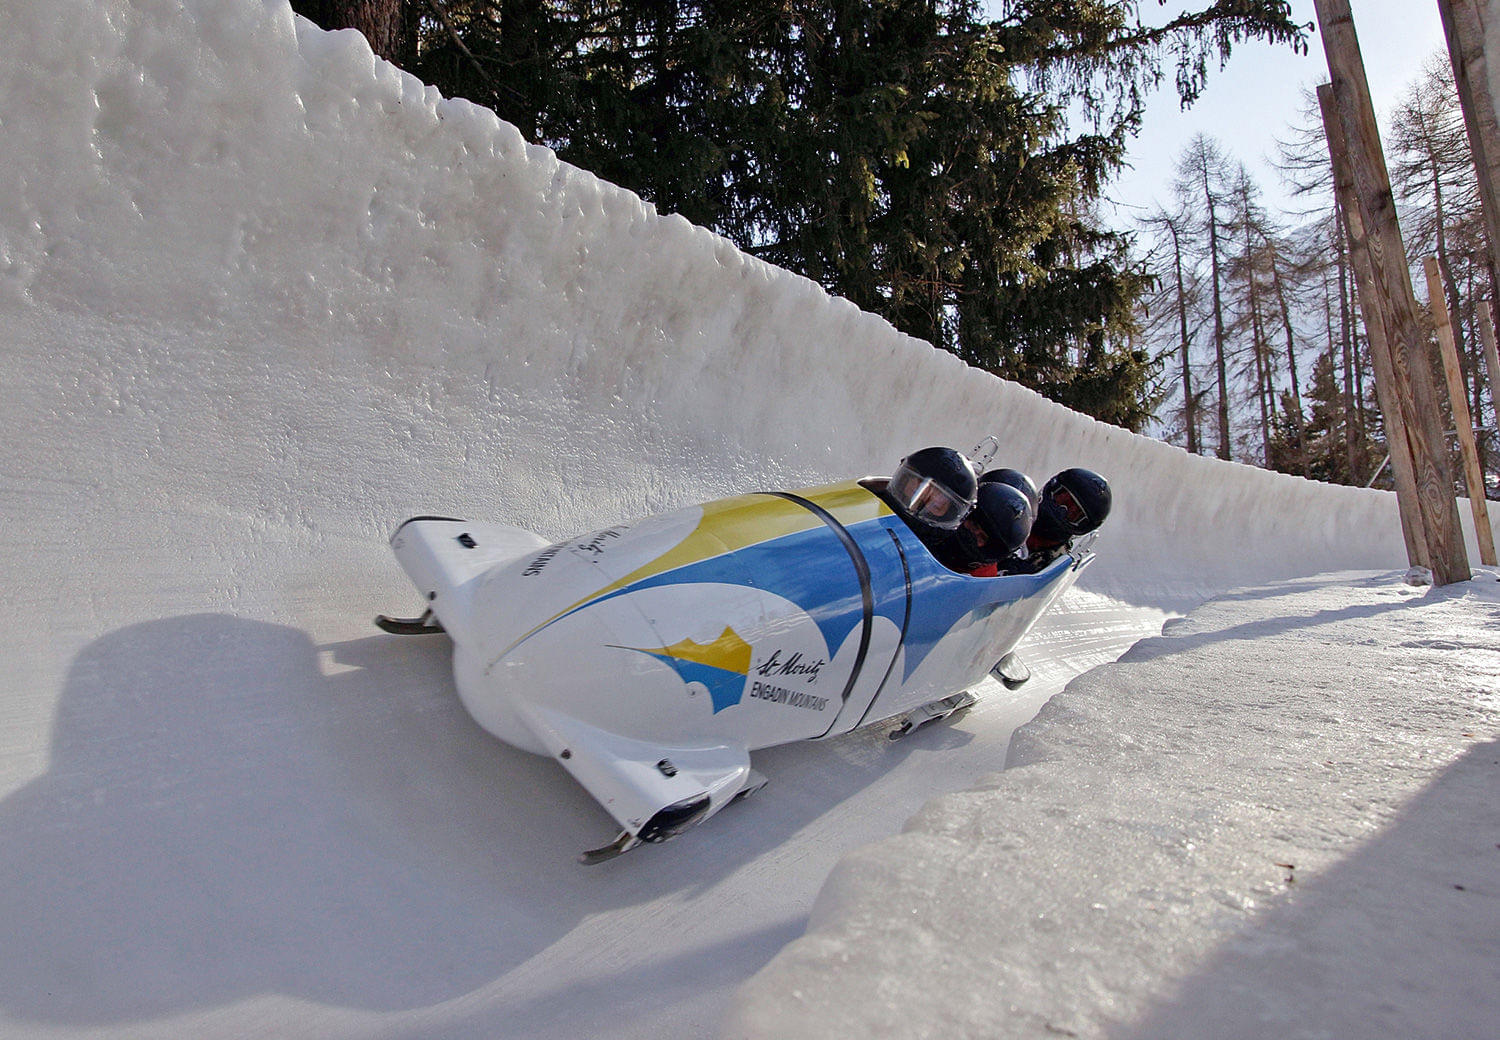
[580,830,641,865]
[888,691,978,740]
[374,609,446,636]
[515,704,755,860]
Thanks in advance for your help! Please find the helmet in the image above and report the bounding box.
[1032,468,1111,544]
[888,447,977,531]
[980,468,1039,512]
[970,481,1034,556]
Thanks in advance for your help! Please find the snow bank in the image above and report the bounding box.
[3,0,1477,621]
[726,570,1500,1039]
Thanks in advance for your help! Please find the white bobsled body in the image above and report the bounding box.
[387,479,1091,855]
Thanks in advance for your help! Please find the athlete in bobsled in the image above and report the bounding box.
[377,445,1110,862]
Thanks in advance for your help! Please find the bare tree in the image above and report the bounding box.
[1390,53,1482,366]
[1175,134,1236,460]
[1140,202,1204,453]
[1275,87,1374,480]
[1390,50,1495,486]
[1227,165,1277,462]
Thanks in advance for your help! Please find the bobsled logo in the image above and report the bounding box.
[612,627,753,714]
[754,649,826,683]
[521,545,563,577]
[574,527,626,556]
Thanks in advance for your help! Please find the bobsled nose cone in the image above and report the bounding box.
[387,517,550,647]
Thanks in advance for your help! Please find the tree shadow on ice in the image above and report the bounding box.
[1112,737,1500,1040]
[1129,598,1412,663]
[0,613,936,1025]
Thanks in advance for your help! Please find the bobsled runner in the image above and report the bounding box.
[379,478,1093,861]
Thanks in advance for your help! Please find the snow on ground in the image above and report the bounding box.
[1,1,1497,1038]
[728,570,1500,1039]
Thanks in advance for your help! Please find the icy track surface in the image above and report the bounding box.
[1,2,1496,1038]
[729,572,1500,1040]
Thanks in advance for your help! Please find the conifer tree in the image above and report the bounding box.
[293,0,1307,431]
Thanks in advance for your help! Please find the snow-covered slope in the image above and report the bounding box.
[1,2,1495,1038]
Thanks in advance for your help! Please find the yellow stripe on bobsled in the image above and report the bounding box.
[556,480,892,620]
[489,491,824,665]
[595,493,821,597]
[489,481,893,670]
[799,479,894,527]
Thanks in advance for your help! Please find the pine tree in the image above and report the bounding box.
[290,0,1307,431]
[1283,348,1346,483]
[291,0,417,65]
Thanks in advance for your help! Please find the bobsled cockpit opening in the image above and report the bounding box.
[863,477,1002,578]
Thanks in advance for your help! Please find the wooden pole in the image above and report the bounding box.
[1437,0,1500,287]
[1318,84,1430,569]
[1425,256,1497,564]
[1316,0,1470,585]
[1478,302,1500,439]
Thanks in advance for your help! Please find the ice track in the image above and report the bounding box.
[354,596,1172,1040]
[0,2,1472,1038]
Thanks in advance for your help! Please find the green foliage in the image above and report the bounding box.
[1272,348,1367,485]
[299,0,1307,430]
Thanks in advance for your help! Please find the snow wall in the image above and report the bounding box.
[8,0,1484,634]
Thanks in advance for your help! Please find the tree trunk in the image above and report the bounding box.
[1437,0,1500,306]
[1318,0,1469,584]
[1266,244,1305,473]
[1466,262,1488,482]
[1246,237,1272,462]
[1203,169,1231,459]
[1168,221,1198,454]
[1427,149,1474,393]
[292,1,417,66]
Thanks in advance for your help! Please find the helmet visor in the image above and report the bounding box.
[889,464,970,530]
[1049,485,1089,532]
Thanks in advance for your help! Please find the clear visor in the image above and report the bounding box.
[1050,486,1089,530]
[889,464,970,530]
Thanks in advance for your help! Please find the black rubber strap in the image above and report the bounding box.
[762,492,874,735]
[848,525,913,732]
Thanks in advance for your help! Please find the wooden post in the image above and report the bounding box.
[1437,0,1500,288]
[1316,0,1470,585]
[1318,84,1430,569]
[1425,256,1497,564]
[1478,303,1500,432]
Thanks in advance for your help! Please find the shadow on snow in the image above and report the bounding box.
[0,612,956,1025]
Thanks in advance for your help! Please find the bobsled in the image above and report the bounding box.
[379,477,1094,862]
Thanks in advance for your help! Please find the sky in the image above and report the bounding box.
[1,2,1496,1038]
[1101,0,1449,226]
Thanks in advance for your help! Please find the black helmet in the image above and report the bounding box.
[1033,467,1111,543]
[888,447,977,531]
[980,468,1039,512]
[971,481,1034,556]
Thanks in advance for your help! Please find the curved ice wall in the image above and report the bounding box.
[4,0,1486,626]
